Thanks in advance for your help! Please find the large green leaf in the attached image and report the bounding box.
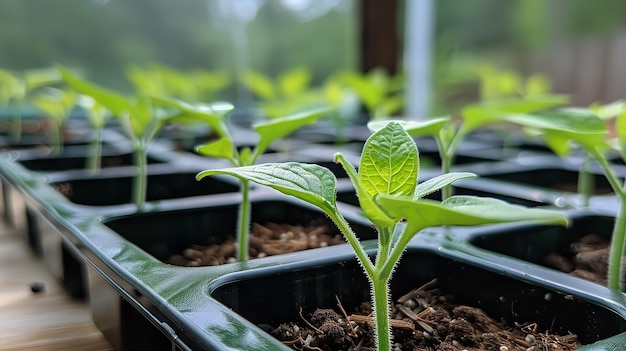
[359,122,418,199]
[376,194,568,238]
[252,106,331,156]
[196,162,338,215]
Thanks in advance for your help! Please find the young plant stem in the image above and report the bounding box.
[132,141,148,210]
[371,275,392,351]
[577,154,593,207]
[50,122,63,155]
[326,210,375,276]
[327,208,395,351]
[440,125,470,200]
[440,155,453,200]
[237,179,251,261]
[381,225,415,280]
[588,147,626,290]
[10,97,23,143]
[609,200,626,291]
[87,129,102,175]
[589,148,624,197]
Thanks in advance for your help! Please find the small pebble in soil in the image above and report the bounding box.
[30,282,46,293]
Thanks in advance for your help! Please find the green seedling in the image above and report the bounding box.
[126,64,231,103]
[337,67,406,121]
[193,104,331,261]
[75,94,112,174]
[127,64,233,150]
[510,101,626,206]
[501,106,626,291]
[579,100,626,205]
[475,63,553,101]
[242,67,323,119]
[323,74,361,143]
[196,122,568,350]
[59,66,226,210]
[369,94,569,199]
[0,67,62,142]
[31,87,77,155]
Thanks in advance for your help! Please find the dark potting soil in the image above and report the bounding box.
[545,233,610,286]
[165,222,345,266]
[271,279,581,351]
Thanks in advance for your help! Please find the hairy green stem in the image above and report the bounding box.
[371,274,392,351]
[381,224,421,280]
[237,179,251,261]
[326,210,375,277]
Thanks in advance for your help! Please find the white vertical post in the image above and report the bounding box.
[404,0,434,120]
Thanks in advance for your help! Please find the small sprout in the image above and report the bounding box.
[196,106,331,261]
[60,66,225,210]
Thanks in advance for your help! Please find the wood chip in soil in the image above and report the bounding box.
[271,279,581,351]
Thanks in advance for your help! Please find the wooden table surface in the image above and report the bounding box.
[0,190,114,351]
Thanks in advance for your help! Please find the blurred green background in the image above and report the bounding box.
[1,0,626,113]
